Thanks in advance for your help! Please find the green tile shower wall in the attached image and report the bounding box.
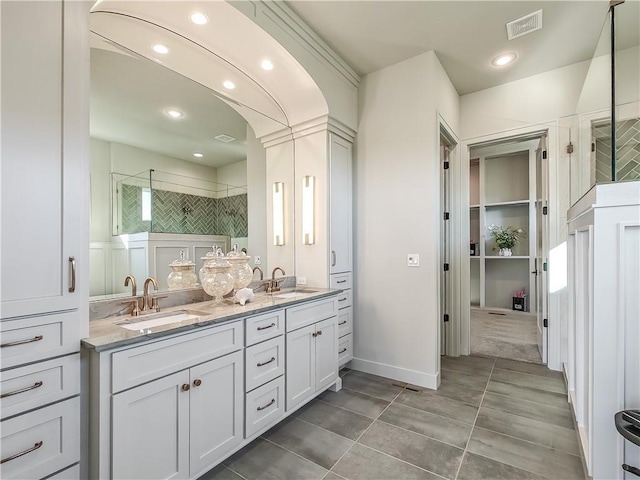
[595,118,640,182]
[120,184,248,236]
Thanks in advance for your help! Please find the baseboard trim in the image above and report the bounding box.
[349,357,439,390]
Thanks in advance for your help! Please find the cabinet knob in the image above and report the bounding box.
[193,379,202,387]
[316,330,323,336]
[181,384,190,392]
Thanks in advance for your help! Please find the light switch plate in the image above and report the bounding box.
[254,256,261,265]
[407,254,420,267]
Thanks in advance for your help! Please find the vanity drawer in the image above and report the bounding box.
[46,463,80,479]
[337,307,352,338]
[1,312,79,369]
[1,354,80,419]
[330,272,352,290]
[245,310,284,346]
[245,336,284,392]
[111,321,243,393]
[336,290,352,309]
[0,396,80,480]
[338,334,353,367]
[245,376,284,439]
[286,297,337,332]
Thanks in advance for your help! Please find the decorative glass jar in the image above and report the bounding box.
[199,248,234,303]
[167,252,198,290]
[225,245,253,293]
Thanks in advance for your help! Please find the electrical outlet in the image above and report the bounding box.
[297,277,307,285]
[254,256,261,265]
[407,254,420,267]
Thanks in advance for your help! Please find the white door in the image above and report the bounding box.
[0,0,86,319]
[314,317,339,391]
[329,134,353,274]
[189,351,243,476]
[112,371,190,480]
[535,136,549,363]
[285,323,315,411]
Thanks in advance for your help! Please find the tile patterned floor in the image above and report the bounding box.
[200,356,585,480]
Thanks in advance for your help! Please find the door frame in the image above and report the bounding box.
[455,122,561,370]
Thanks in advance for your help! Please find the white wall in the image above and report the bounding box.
[90,138,112,243]
[354,51,459,388]
[217,160,247,193]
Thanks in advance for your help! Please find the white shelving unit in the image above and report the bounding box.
[469,141,538,313]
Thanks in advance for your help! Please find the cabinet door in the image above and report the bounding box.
[314,317,339,391]
[285,323,316,411]
[112,370,190,480]
[1,0,87,319]
[329,134,353,274]
[189,351,243,477]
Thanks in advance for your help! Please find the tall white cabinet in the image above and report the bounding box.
[469,141,538,312]
[1,2,89,479]
[329,133,354,367]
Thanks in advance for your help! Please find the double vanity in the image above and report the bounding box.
[84,285,353,479]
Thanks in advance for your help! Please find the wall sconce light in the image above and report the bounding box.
[302,175,315,245]
[273,182,284,246]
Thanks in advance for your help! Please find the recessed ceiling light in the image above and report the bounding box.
[152,44,169,55]
[261,59,274,71]
[491,52,517,67]
[193,152,204,158]
[165,109,184,119]
[190,12,208,25]
[223,80,235,90]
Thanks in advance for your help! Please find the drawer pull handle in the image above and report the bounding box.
[181,384,190,392]
[257,398,275,411]
[257,323,276,331]
[1,441,43,464]
[337,280,347,284]
[193,379,202,387]
[69,256,76,293]
[1,335,43,348]
[331,251,336,267]
[0,381,43,399]
[339,348,347,354]
[257,357,276,367]
[338,321,347,326]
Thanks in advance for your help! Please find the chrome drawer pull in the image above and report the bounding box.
[1,441,43,464]
[339,297,347,302]
[0,381,43,399]
[1,335,43,348]
[257,398,275,411]
[338,321,347,326]
[257,323,275,331]
[339,348,347,354]
[337,280,347,284]
[257,357,276,367]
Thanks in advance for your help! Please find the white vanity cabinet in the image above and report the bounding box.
[112,351,244,480]
[285,298,339,411]
[88,320,244,480]
[331,273,353,367]
[1,2,88,479]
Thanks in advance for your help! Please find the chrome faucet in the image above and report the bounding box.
[252,266,264,280]
[264,267,286,293]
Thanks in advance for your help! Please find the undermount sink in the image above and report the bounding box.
[273,289,319,299]
[117,309,209,331]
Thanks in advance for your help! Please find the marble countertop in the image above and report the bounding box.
[83,288,341,352]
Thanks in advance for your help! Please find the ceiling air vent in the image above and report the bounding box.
[506,10,543,40]
[214,134,236,143]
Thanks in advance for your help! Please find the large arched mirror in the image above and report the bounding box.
[89,6,295,299]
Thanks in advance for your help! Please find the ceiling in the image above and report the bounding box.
[285,0,615,95]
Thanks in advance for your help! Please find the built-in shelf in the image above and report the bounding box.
[484,200,529,208]
[470,256,481,259]
[485,255,530,260]
[470,204,480,209]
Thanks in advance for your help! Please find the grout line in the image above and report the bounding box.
[313,397,386,420]
[386,397,476,427]
[373,417,467,451]
[259,436,332,475]
[453,356,496,480]
[340,384,404,403]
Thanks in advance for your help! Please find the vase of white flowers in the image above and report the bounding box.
[488,224,525,256]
